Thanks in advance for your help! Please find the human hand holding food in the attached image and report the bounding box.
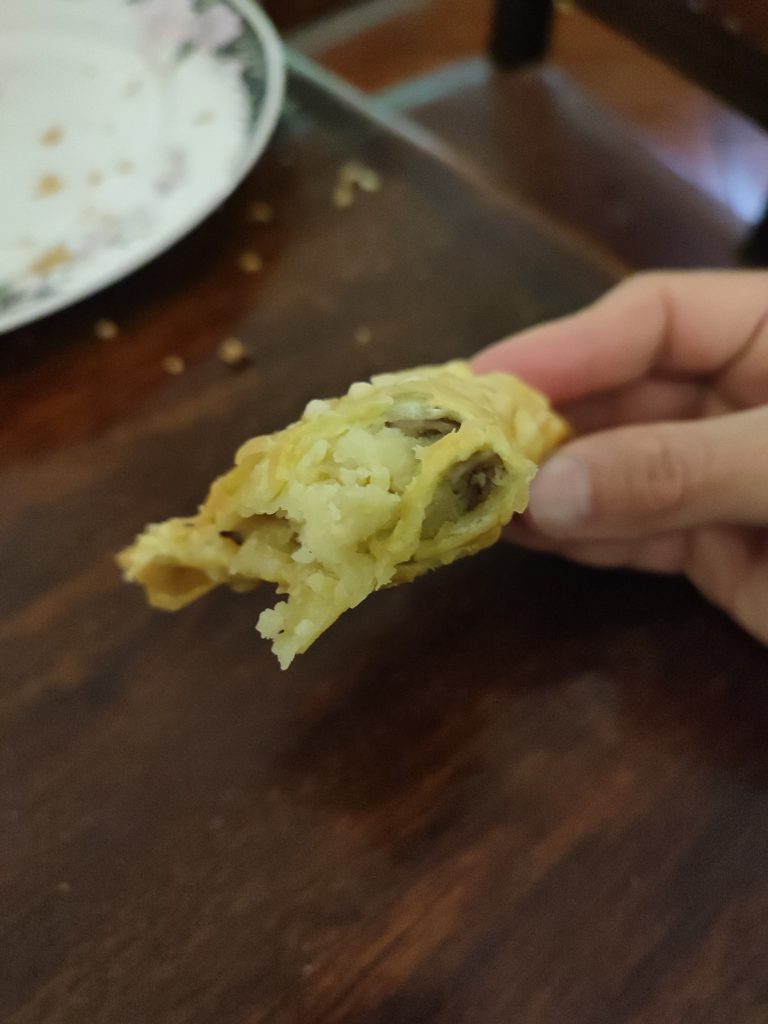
[473,271,768,644]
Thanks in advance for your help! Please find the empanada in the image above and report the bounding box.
[118,361,567,667]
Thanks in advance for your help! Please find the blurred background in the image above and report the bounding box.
[267,0,768,269]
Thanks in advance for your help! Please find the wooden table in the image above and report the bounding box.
[2,59,768,1024]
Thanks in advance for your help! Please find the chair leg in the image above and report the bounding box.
[489,0,555,69]
[741,201,768,266]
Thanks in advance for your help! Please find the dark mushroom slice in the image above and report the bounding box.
[420,452,505,540]
[450,451,504,512]
[386,416,461,440]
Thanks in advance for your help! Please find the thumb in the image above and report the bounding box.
[526,406,768,539]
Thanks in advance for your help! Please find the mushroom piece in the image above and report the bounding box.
[450,452,504,512]
[386,416,460,440]
[420,452,505,540]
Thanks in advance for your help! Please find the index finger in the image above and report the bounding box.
[472,270,768,407]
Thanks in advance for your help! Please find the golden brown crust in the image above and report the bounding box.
[118,361,568,667]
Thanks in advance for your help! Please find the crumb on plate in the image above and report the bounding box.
[36,174,63,197]
[28,245,73,276]
[40,127,63,146]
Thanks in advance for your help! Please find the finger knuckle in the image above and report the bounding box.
[629,431,707,518]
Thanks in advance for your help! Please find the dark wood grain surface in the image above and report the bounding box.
[2,60,768,1024]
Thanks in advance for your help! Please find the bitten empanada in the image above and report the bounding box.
[118,361,568,667]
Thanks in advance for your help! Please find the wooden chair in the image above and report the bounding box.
[489,0,768,262]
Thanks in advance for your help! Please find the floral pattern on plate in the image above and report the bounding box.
[0,0,284,332]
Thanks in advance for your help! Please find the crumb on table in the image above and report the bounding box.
[237,251,263,273]
[162,355,186,375]
[246,201,274,225]
[94,319,119,340]
[218,337,251,368]
[333,161,382,208]
[354,326,372,345]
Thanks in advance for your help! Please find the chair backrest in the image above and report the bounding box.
[681,0,768,48]
[491,0,768,133]
[578,0,768,132]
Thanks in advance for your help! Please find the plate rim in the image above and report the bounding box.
[0,0,286,335]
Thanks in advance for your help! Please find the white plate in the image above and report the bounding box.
[0,0,285,334]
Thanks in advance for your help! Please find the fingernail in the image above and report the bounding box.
[528,454,592,534]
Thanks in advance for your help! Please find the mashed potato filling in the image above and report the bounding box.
[118,361,568,668]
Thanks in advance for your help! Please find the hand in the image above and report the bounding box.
[472,270,768,644]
